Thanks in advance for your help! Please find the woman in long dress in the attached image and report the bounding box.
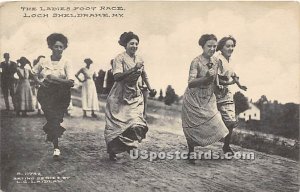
[14,57,34,116]
[75,58,99,118]
[105,31,156,161]
[32,33,74,158]
[181,34,229,163]
[215,36,247,155]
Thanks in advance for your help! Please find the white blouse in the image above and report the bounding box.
[32,56,73,81]
[215,51,237,79]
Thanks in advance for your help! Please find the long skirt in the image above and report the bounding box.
[14,79,34,112]
[81,79,99,111]
[182,87,228,147]
[105,81,148,154]
[37,82,71,142]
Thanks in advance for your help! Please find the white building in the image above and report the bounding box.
[238,103,260,121]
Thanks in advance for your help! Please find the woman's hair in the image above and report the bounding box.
[84,58,93,65]
[198,34,217,48]
[216,36,237,51]
[47,33,68,49]
[118,31,139,47]
[18,56,31,66]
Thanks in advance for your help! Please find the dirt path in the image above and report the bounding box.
[1,106,299,192]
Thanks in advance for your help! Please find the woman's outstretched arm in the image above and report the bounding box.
[75,68,84,82]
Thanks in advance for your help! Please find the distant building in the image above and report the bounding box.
[239,102,260,121]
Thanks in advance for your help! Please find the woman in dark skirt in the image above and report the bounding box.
[104,31,156,161]
[32,33,74,158]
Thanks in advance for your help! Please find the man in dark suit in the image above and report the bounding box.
[0,53,17,110]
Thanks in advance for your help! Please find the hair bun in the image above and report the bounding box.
[118,31,139,47]
[84,58,93,64]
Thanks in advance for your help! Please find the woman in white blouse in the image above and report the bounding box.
[32,33,74,158]
[215,36,247,155]
[75,58,99,118]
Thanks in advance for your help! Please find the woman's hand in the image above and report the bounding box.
[217,85,224,90]
[239,85,247,91]
[67,79,75,87]
[39,81,48,88]
[135,61,144,70]
[149,89,157,97]
[206,68,216,77]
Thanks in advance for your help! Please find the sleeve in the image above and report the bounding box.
[226,65,237,78]
[188,59,199,83]
[217,59,224,76]
[140,57,148,81]
[231,71,238,78]
[31,60,43,75]
[64,61,74,80]
[112,54,123,75]
[141,69,148,82]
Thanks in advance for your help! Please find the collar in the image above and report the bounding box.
[217,51,231,63]
[199,54,217,66]
[124,51,137,59]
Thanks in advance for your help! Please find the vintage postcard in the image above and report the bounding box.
[0,1,299,192]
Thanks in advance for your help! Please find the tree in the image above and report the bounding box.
[149,89,157,98]
[164,85,177,105]
[158,89,164,101]
[233,91,249,115]
[256,95,268,110]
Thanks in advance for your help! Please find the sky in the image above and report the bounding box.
[1,1,299,104]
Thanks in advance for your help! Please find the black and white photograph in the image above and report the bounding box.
[0,1,299,191]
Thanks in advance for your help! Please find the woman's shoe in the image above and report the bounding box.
[53,148,61,157]
[91,113,98,118]
[187,152,196,164]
